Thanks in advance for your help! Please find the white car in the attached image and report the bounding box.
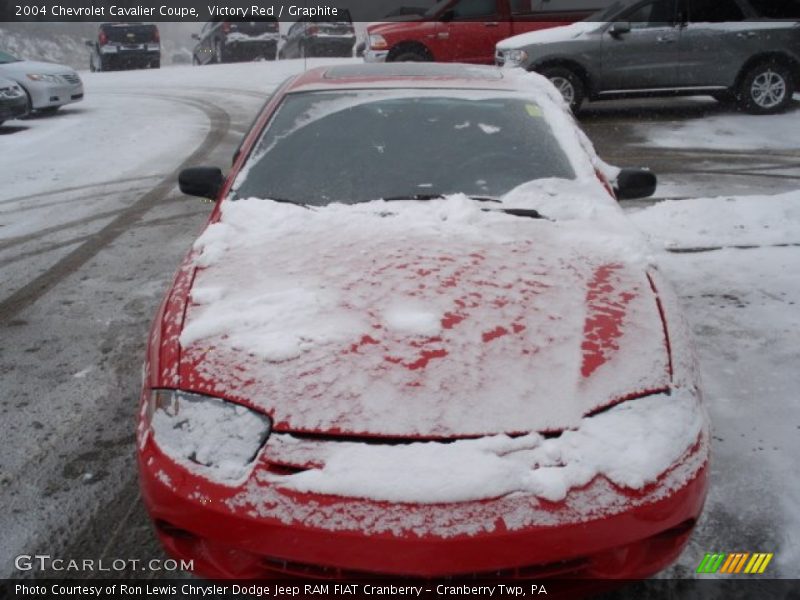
[0,50,83,114]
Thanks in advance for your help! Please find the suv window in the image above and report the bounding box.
[510,0,532,14]
[747,0,800,18]
[625,0,676,28]
[689,0,744,22]
[451,0,498,18]
[100,24,159,43]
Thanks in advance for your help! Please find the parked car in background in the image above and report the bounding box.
[0,75,28,125]
[86,23,161,71]
[192,17,280,64]
[279,13,356,59]
[364,0,612,64]
[496,0,800,114]
[139,63,709,583]
[383,5,430,17]
[0,50,83,114]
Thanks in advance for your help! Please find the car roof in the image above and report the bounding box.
[100,22,155,28]
[287,63,526,93]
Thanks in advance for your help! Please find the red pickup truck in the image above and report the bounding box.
[364,0,611,64]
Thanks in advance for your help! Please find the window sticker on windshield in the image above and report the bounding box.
[525,104,543,118]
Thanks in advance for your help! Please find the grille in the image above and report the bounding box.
[60,73,81,85]
[259,555,590,581]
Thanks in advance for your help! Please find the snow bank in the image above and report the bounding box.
[628,191,800,250]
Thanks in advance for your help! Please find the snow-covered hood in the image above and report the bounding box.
[177,196,671,437]
[498,21,600,50]
[0,59,78,77]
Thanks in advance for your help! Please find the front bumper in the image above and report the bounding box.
[364,49,388,63]
[307,36,355,57]
[25,79,83,110]
[139,426,708,580]
[224,39,278,60]
[0,94,29,121]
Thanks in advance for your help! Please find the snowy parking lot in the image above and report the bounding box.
[1,59,799,590]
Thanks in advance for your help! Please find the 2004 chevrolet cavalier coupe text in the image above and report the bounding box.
[137,63,709,582]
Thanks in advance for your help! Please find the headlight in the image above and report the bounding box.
[368,34,388,50]
[502,49,528,67]
[149,390,271,482]
[26,73,61,83]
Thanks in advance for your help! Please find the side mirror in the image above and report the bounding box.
[179,167,224,200]
[614,168,657,200]
[191,33,200,40]
[609,21,631,37]
[440,9,456,22]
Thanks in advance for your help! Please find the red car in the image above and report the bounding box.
[138,63,709,583]
[364,0,610,64]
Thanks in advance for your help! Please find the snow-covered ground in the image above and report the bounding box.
[1,60,799,584]
[630,194,800,577]
[637,96,800,150]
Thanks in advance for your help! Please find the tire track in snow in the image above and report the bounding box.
[0,203,207,269]
[0,175,163,206]
[0,95,230,325]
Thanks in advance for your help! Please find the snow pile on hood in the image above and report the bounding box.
[629,192,800,250]
[271,388,704,504]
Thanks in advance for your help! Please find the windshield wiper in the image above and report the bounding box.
[382,194,501,203]
[483,207,548,220]
[380,195,546,219]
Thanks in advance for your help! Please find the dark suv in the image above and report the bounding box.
[86,23,160,71]
[496,0,800,114]
[192,18,280,64]
[279,13,356,59]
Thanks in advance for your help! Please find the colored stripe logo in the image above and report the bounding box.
[697,552,773,574]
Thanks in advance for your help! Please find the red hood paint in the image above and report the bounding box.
[175,228,671,438]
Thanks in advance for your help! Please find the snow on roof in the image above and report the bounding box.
[323,63,505,81]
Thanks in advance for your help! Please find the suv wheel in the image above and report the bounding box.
[540,67,584,113]
[390,50,429,62]
[738,61,794,115]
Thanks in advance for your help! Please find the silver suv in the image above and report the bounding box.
[496,0,800,114]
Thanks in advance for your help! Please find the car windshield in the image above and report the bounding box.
[0,50,21,64]
[232,90,576,206]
